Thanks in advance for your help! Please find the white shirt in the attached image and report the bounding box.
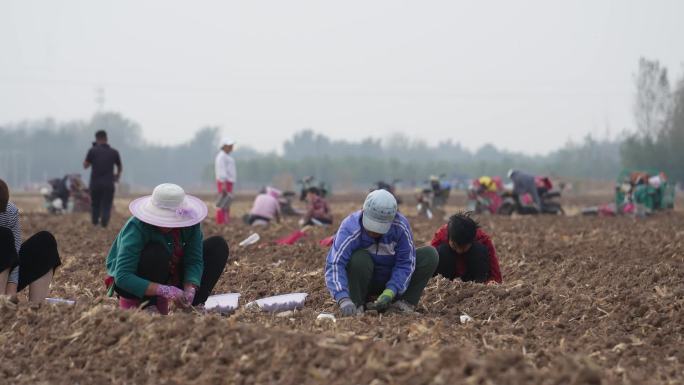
[215,151,237,183]
[648,175,662,188]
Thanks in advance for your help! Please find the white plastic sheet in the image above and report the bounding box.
[247,293,308,313]
[204,293,241,313]
[45,298,75,305]
[239,233,260,247]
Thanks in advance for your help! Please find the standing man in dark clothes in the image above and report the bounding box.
[83,130,122,228]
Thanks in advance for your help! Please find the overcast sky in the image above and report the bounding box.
[1,0,682,154]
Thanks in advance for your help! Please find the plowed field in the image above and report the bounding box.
[2,193,683,384]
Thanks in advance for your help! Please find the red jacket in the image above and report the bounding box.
[430,224,502,283]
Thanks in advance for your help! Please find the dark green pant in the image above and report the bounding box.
[346,246,439,306]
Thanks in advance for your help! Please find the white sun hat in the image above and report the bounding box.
[362,189,397,234]
[220,137,236,148]
[129,183,208,228]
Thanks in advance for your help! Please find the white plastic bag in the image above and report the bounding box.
[239,233,260,247]
[246,293,308,313]
[204,293,241,313]
[45,298,75,305]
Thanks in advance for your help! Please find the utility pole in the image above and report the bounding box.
[95,86,105,112]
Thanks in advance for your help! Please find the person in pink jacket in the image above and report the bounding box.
[244,187,282,226]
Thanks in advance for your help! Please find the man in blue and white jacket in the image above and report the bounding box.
[325,189,438,316]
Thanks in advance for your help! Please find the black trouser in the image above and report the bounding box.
[90,184,115,227]
[0,227,61,291]
[115,236,229,306]
[434,242,490,283]
[304,217,333,226]
[243,214,271,225]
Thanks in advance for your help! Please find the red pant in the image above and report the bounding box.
[216,181,233,224]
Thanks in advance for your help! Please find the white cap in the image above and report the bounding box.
[220,137,236,148]
[507,169,516,179]
[362,190,397,234]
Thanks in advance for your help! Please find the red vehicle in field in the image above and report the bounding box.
[498,176,564,215]
[466,176,504,214]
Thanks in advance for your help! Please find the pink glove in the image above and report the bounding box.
[155,284,183,300]
[182,286,197,307]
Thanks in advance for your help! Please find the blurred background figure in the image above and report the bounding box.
[467,176,503,214]
[371,179,402,205]
[83,130,122,228]
[300,187,333,227]
[507,169,542,211]
[244,186,282,226]
[42,174,91,215]
[214,137,236,225]
[416,174,451,219]
[275,186,333,246]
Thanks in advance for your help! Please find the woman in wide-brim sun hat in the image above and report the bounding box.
[105,183,229,314]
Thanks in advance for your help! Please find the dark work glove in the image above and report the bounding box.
[338,297,357,317]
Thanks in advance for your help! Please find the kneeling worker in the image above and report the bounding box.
[325,190,438,317]
[105,183,229,314]
[430,213,502,284]
[244,187,282,226]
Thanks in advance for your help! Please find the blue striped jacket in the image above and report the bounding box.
[325,210,416,302]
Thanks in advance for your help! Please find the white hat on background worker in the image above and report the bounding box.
[220,137,236,148]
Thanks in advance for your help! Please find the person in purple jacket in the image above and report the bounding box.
[325,189,438,317]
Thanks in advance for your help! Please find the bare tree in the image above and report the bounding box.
[634,57,672,136]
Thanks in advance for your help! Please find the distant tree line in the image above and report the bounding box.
[0,58,680,192]
[0,113,219,191]
[234,130,622,190]
[0,112,622,192]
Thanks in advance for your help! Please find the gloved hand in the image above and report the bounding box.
[155,284,184,301]
[180,286,197,307]
[372,289,395,311]
[338,297,357,317]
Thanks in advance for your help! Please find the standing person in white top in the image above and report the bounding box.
[214,137,237,224]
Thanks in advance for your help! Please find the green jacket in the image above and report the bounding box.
[105,216,204,298]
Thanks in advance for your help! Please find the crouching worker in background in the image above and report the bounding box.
[431,213,502,284]
[325,190,438,317]
[300,187,333,227]
[0,179,61,302]
[105,183,229,314]
[243,187,282,226]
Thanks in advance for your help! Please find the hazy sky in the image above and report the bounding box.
[1,0,682,154]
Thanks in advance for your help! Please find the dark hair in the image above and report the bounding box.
[95,130,108,140]
[0,179,9,213]
[307,186,321,196]
[447,212,479,246]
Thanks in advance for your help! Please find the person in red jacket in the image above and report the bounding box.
[430,213,502,283]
